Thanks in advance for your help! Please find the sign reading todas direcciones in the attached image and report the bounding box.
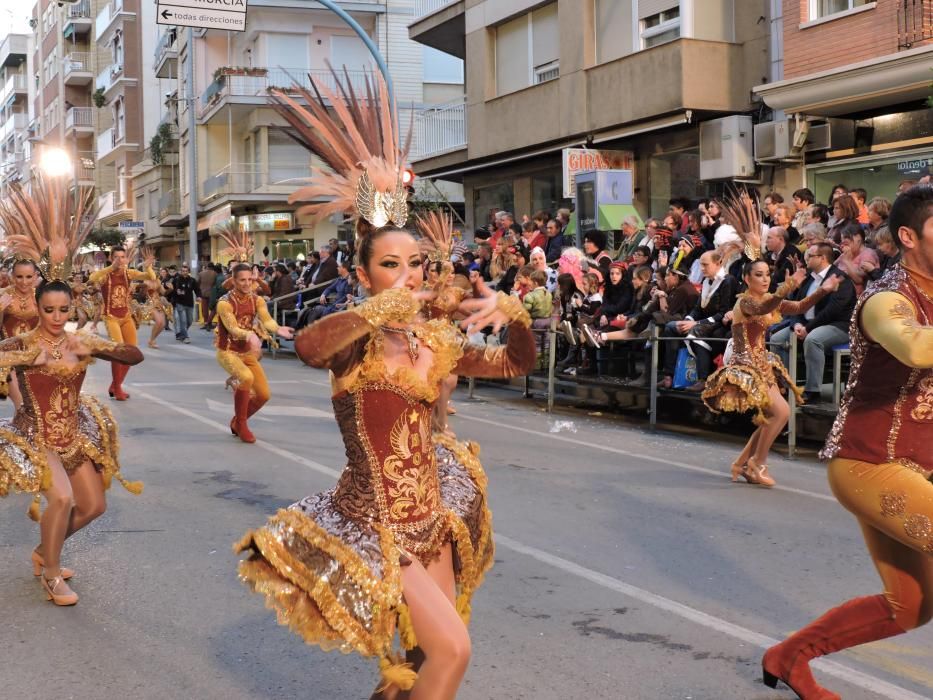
[157,0,248,32]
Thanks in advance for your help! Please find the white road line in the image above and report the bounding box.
[136,385,927,700]
[455,412,837,503]
[129,380,306,387]
[160,344,217,357]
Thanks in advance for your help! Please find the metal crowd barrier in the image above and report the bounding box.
[269,280,333,359]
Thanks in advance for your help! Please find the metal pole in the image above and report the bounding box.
[787,337,798,459]
[547,318,557,413]
[313,0,396,109]
[186,27,199,275]
[468,376,475,399]
[649,326,659,429]
[271,298,279,359]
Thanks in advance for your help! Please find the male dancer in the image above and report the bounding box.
[215,263,293,443]
[89,246,156,400]
[762,185,933,700]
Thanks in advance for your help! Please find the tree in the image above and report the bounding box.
[85,228,126,251]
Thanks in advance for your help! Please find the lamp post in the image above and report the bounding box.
[37,146,72,178]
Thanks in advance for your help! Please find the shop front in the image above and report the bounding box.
[807,148,933,205]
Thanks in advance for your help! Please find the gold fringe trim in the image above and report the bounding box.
[378,654,417,692]
[397,603,418,650]
[703,357,804,427]
[27,494,41,522]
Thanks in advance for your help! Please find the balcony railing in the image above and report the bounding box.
[199,67,369,114]
[201,162,313,199]
[0,73,26,103]
[95,0,132,43]
[159,188,181,219]
[67,0,92,20]
[154,28,178,67]
[414,96,466,159]
[0,112,28,143]
[76,150,96,181]
[898,0,933,49]
[414,0,459,21]
[97,127,130,160]
[66,106,95,131]
[64,53,93,79]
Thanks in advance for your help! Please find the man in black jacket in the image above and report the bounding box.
[659,250,737,390]
[766,226,800,292]
[770,242,855,403]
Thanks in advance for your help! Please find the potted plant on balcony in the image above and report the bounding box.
[92,87,106,108]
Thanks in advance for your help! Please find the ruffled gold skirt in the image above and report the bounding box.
[234,434,493,688]
[0,397,143,509]
[702,351,804,426]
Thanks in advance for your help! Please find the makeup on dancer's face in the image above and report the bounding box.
[12,263,35,291]
[38,291,72,331]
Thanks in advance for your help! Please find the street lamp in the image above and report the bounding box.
[38,146,72,178]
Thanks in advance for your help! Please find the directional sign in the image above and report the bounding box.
[157,0,247,32]
[119,220,145,230]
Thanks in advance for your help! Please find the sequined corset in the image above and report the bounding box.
[822,266,933,473]
[14,365,86,456]
[729,318,775,378]
[101,270,130,318]
[331,384,444,558]
[217,292,256,353]
[1,308,38,339]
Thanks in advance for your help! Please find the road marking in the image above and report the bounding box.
[204,397,331,420]
[136,384,927,700]
[161,343,217,357]
[455,412,837,503]
[129,380,305,387]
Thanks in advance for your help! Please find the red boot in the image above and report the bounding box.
[232,389,256,444]
[109,363,130,401]
[762,595,905,699]
[246,396,266,419]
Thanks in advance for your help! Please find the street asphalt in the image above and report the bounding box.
[0,323,931,700]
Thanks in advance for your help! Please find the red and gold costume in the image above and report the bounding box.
[0,285,39,339]
[0,330,143,500]
[88,264,156,398]
[762,263,933,698]
[235,288,534,686]
[215,288,279,442]
[132,282,173,325]
[702,278,829,423]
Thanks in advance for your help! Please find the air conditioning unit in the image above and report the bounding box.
[754,120,793,161]
[699,115,754,180]
[804,122,831,152]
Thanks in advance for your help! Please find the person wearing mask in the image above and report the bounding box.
[169,264,198,344]
[770,242,857,404]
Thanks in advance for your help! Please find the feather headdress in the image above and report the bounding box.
[415,210,456,263]
[214,220,253,262]
[267,67,412,230]
[0,173,97,281]
[718,189,762,261]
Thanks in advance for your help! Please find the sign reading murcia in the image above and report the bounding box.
[157,0,248,32]
[563,148,634,198]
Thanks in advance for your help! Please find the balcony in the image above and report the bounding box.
[98,189,133,225]
[159,188,187,227]
[76,150,96,186]
[0,73,27,105]
[65,107,95,136]
[0,34,28,68]
[154,28,178,79]
[898,0,933,49]
[97,126,139,164]
[413,96,466,161]
[64,0,93,38]
[0,112,27,143]
[64,53,94,86]
[200,162,313,203]
[198,67,369,122]
[409,0,465,58]
[0,152,24,182]
[95,0,136,45]
[96,63,137,102]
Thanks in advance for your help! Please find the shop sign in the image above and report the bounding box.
[562,148,634,198]
[896,156,933,173]
[241,213,294,232]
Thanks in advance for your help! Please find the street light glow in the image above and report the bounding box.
[39,148,72,178]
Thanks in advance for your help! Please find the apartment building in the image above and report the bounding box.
[754,0,933,202]
[409,0,771,230]
[0,34,31,197]
[144,0,465,265]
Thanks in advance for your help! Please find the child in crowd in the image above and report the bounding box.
[580,272,603,319]
[511,264,535,300]
[523,269,553,325]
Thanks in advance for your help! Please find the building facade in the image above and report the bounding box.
[145,0,465,266]
[409,0,771,232]
[754,0,933,202]
[0,34,31,197]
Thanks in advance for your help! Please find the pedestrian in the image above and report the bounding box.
[198,261,217,329]
[763,185,933,700]
[170,264,198,343]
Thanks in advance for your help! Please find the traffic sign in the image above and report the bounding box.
[157,0,247,32]
[119,221,145,230]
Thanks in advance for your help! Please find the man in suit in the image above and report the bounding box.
[310,247,338,286]
[770,242,856,404]
[659,250,737,390]
[296,259,354,329]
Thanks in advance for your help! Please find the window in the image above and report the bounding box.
[809,0,869,20]
[595,0,635,64]
[112,97,125,141]
[330,35,371,72]
[495,2,559,96]
[472,182,514,231]
[422,47,463,84]
[268,129,310,186]
[112,30,124,69]
[265,33,308,71]
[148,190,160,219]
[117,165,126,203]
[641,7,680,49]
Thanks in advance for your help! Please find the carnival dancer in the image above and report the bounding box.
[215,263,294,444]
[0,258,40,408]
[88,245,156,400]
[0,174,144,606]
[133,278,172,349]
[701,193,841,487]
[235,71,536,700]
[761,186,933,699]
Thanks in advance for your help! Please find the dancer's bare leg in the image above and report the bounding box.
[65,461,106,539]
[39,453,73,579]
[148,310,165,348]
[753,385,789,466]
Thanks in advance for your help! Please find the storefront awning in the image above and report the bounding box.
[753,45,933,117]
[597,204,642,231]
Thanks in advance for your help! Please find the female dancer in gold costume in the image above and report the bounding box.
[0,259,40,407]
[235,72,535,699]
[0,174,144,606]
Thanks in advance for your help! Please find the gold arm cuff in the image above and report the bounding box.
[352,288,420,328]
[496,292,531,328]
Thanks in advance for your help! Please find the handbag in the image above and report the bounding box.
[672,347,698,389]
